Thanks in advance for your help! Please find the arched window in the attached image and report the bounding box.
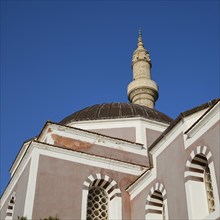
[87,186,108,220]
[145,183,168,220]
[184,147,219,219]
[81,174,122,220]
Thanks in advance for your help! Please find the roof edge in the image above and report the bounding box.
[38,120,144,147]
[149,98,220,151]
[59,102,173,125]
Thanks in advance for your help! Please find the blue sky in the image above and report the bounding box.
[0,1,219,194]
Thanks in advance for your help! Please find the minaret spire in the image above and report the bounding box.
[127,31,158,108]
[138,29,143,44]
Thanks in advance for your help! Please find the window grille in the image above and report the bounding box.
[205,165,215,213]
[86,186,108,220]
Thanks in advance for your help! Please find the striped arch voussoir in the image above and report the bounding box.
[184,146,213,183]
[83,174,121,200]
[145,182,167,217]
[146,182,167,203]
[5,191,16,219]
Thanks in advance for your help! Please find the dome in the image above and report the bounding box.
[60,103,173,125]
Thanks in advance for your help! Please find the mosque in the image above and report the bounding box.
[1,32,219,220]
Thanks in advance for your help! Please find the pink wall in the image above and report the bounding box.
[32,155,139,219]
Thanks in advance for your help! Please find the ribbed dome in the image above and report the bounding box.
[60,103,173,125]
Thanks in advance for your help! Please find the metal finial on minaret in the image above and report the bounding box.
[138,29,144,47]
[138,29,142,40]
[127,31,159,109]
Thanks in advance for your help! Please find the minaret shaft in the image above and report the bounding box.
[127,31,158,109]
[133,60,151,79]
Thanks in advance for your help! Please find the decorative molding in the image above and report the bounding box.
[185,101,219,138]
[23,148,40,218]
[10,141,32,178]
[184,102,220,148]
[0,145,33,210]
[128,103,219,201]
[38,122,146,156]
[68,117,169,131]
[127,122,183,200]
[34,141,147,176]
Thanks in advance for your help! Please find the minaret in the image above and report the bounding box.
[127,30,158,109]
